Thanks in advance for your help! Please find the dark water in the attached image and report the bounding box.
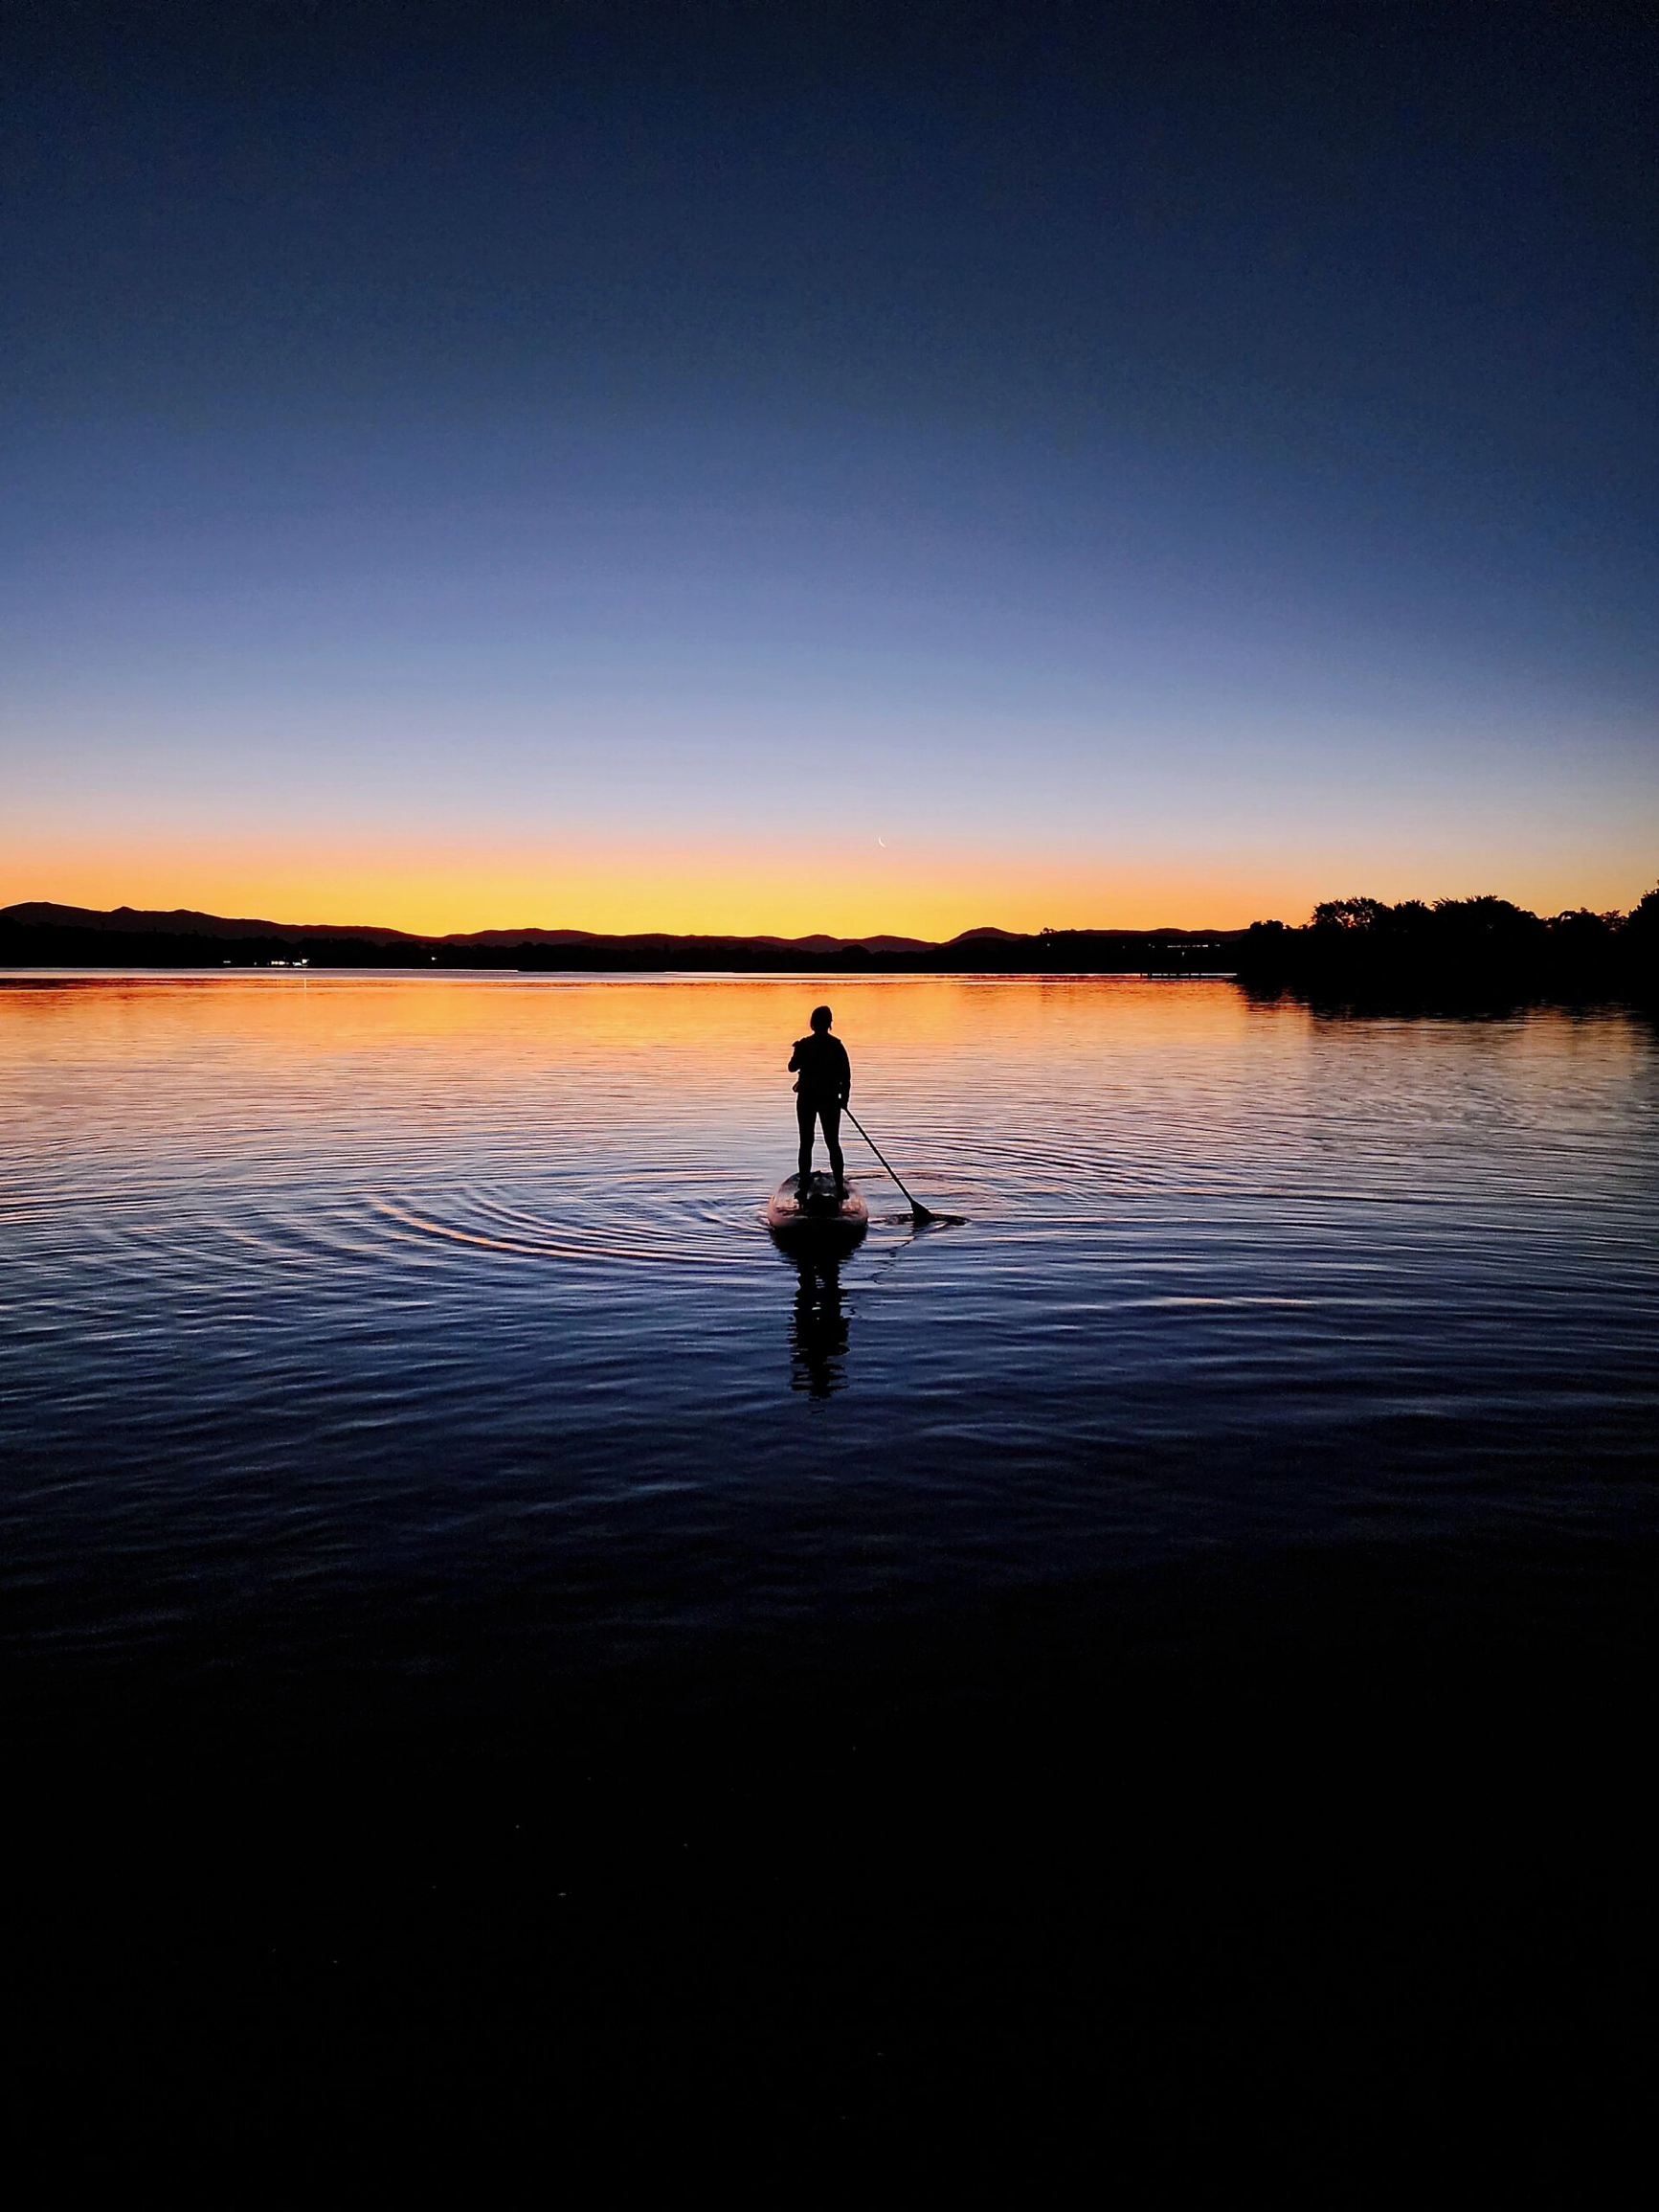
[6,972,1655,2175]
[4,972,1655,1682]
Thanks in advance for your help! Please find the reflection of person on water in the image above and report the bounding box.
[790,1251,848,1398]
[789,1004,851,1197]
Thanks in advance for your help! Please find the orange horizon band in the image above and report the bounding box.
[4,854,1652,941]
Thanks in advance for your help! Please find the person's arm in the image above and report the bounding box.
[837,1040,850,1107]
[788,1040,803,1072]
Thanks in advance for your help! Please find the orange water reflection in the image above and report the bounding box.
[1,971,1639,1197]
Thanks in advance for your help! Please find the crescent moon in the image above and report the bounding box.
[877,836,887,847]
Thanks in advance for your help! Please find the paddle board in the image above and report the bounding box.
[766,1172,870,1240]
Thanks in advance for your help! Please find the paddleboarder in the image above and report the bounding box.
[789,1005,851,1198]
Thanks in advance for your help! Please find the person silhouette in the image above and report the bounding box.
[789,1004,850,1199]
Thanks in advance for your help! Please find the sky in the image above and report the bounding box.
[3,0,1654,936]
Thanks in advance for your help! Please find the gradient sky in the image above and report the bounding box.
[3,1,1654,935]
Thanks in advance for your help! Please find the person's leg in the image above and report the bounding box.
[822,1105,844,1194]
[796,1098,816,1186]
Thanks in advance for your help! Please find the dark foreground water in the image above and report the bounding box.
[5,973,1656,2179]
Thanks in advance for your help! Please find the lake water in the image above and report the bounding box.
[8,969,1657,2170]
[4,970,1655,1733]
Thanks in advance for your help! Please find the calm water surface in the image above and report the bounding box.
[4,972,1655,1707]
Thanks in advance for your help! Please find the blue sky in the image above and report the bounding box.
[4,3,1653,930]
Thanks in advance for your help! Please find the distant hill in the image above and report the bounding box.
[0,901,1247,974]
[1,902,418,944]
[443,923,936,954]
[1,904,944,957]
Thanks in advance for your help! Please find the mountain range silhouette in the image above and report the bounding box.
[0,902,1233,969]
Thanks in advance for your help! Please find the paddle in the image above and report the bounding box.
[842,1107,937,1226]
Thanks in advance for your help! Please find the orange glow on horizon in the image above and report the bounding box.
[3,833,1650,940]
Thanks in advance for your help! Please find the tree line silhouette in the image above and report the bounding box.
[1235,887,1659,998]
